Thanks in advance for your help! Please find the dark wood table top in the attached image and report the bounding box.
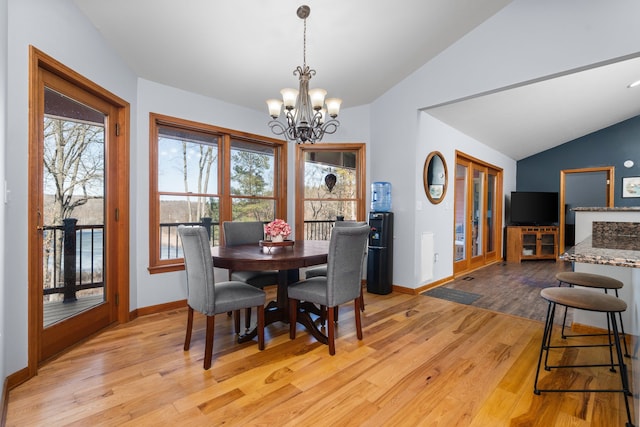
[211,239,329,271]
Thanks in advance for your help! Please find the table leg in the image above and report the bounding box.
[293,302,329,345]
[237,268,300,344]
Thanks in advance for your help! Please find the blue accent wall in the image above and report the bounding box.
[516,115,640,207]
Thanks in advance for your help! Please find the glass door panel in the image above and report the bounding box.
[454,161,468,269]
[471,166,485,258]
[42,87,106,327]
[486,172,496,254]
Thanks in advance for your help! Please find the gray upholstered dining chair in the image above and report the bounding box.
[178,225,266,370]
[304,221,369,312]
[288,223,369,355]
[222,221,279,331]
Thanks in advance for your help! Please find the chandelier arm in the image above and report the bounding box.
[320,119,340,136]
[268,120,294,142]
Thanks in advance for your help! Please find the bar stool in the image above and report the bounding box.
[534,287,634,427]
[556,271,630,357]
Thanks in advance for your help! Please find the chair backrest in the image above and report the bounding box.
[178,225,216,315]
[223,221,265,246]
[326,224,370,306]
[334,221,367,228]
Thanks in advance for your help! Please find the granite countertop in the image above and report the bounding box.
[573,207,640,212]
[561,236,640,268]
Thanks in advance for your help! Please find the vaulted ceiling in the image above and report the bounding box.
[73,0,640,160]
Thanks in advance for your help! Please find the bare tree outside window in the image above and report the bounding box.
[42,114,105,301]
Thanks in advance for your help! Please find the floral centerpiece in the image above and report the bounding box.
[264,219,291,242]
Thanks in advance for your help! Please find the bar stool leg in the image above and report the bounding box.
[534,301,555,393]
[609,312,634,427]
[613,289,631,357]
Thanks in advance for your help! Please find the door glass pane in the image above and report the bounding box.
[472,168,484,257]
[487,172,496,252]
[303,150,357,239]
[42,88,105,327]
[454,163,467,261]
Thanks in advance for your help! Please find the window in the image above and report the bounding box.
[295,143,366,240]
[149,113,286,273]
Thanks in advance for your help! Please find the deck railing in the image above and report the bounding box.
[43,218,339,301]
[42,219,105,302]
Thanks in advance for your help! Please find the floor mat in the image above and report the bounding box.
[422,287,481,305]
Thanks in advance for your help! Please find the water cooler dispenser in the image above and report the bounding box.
[367,211,393,295]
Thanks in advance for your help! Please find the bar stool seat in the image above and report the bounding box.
[534,287,634,427]
[556,271,630,357]
[542,286,626,313]
[556,271,623,290]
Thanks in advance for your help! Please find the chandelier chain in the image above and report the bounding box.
[303,16,307,68]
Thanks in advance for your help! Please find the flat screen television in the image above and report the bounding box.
[510,191,559,226]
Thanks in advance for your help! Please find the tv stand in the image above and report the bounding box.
[506,225,558,263]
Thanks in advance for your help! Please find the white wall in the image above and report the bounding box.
[1,0,8,385]
[369,0,640,289]
[414,114,516,286]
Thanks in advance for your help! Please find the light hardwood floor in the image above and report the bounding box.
[6,268,636,426]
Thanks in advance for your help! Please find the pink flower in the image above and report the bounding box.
[264,219,291,237]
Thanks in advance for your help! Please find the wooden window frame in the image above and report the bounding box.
[148,113,287,273]
[294,143,367,240]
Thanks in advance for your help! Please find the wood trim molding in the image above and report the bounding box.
[294,143,367,240]
[393,275,456,295]
[129,299,188,320]
[558,166,614,253]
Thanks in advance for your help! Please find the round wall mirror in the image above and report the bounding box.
[423,151,448,204]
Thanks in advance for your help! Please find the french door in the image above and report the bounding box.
[29,48,130,368]
[453,152,502,275]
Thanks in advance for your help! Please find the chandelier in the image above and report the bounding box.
[266,5,341,144]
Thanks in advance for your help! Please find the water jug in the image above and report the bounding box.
[371,182,392,212]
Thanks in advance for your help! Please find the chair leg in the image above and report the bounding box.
[360,285,365,311]
[245,307,252,332]
[289,298,298,339]
[354,298,363,340]
[334,306,339,322]
[257,304,265,350]
[319,305,326,326]
[203,315,215,370]
[327,305,336,355]
[233,310,240,334]
[184,306,194,351]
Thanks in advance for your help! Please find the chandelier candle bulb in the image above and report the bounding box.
[325,98,342,117]
[308,88,327,110]
[280,88,298,109]
[266,99,283,118]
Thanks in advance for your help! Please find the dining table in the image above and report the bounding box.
[211,239,330,344]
